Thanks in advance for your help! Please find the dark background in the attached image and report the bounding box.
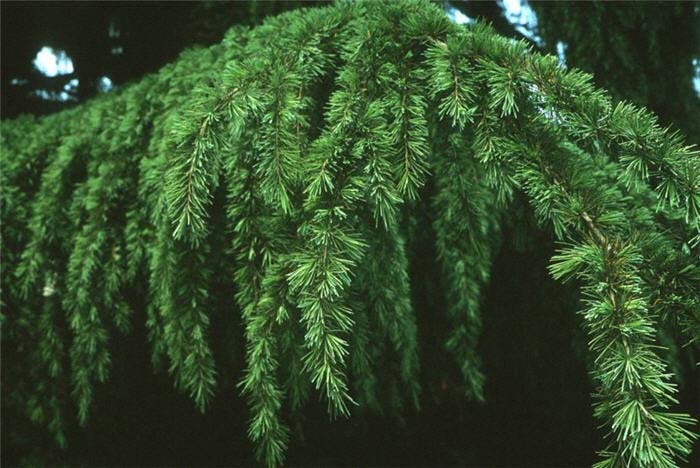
[1,1,323,119]
[2,1,698,466]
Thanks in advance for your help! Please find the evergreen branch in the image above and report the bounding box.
[358,100,401,229]
[2,2,699,465]
[388,69,431,200]
[551,241,698,467]
[288,70,371,418]
[165,49,258,245]
[360,224,421,408]
[227,135,290,466]
[512,121,698,467]
[347,293,381,412]
[432,132,498,401]
[425,35,477,129]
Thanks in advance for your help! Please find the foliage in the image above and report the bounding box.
[1,1,699,466]
[532,1,700,143]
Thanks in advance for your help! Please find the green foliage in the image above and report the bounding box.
[551,241,696,468]
[1,1,698,466]
[532,1,700,144]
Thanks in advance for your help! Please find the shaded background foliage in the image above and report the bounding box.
[1,1,698,466]
[532,1,700,144]
[0,1,325,119]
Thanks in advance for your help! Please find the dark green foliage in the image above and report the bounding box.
[532,1,700,144]
[1,1,699,466]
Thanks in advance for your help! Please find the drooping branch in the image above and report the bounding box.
[2,2,698,467]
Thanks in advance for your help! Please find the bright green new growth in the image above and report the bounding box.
[1,1,699,466]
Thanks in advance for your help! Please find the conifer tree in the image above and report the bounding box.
[1,1,699,466]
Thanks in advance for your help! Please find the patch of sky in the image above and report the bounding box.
[33,46,74,77]
[98,76,114,93]
[64,78,79,93]
[32,89,75,102]
[446,3,474,25]
[498,0,542,46]
[556,41,568,68]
